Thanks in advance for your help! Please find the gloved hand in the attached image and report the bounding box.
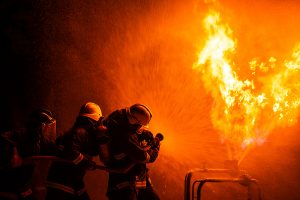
[152,133,163,150]
[152,138,161,150]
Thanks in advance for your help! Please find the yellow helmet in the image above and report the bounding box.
[126,104,152,127]
[79,102,102,121]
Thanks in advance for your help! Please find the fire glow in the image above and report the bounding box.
[193,10,300,154]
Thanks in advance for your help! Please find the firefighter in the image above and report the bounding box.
[102,103,160,200]
[45,102,109,200]
[0,108,57,200]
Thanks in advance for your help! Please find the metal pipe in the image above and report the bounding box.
[184,168,246,200]
[185,168,230,200]
[195,178,262,200]
[184,168,262,200]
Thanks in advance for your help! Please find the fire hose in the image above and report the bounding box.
[2,133,164,172]
[22,156,133,173]
[0,155,126,172]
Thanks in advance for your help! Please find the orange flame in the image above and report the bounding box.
[193,10,300,156]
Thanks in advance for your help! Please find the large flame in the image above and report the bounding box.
[193,10,300,160]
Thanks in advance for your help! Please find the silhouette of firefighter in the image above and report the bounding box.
[102,104,162,200]
[0,109,57,200]
[45,102,109,200]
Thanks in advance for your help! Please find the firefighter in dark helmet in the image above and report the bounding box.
[0,108,57,200]
[102,104,161,200]
[46,102,109,200]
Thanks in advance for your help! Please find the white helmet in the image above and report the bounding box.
[79,102,102,121]
[126,104,152,127]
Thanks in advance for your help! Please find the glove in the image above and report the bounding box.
[152,138,160,150]
[152,133,163,150]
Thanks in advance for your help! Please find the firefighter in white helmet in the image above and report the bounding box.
[126,104,152,129]
[102,103,161,200]
[46,102,109,200]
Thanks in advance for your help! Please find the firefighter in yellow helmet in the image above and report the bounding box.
[46,102,109,200]
[79,102,103,122]
[102,103,161,200]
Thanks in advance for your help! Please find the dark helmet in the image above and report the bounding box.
[126,104,152,127]
[28,108,55,126]
[28,108,56,142]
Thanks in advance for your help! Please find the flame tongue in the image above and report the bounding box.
[193,10,300,157]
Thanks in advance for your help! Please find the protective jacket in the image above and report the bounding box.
[103,109,160,200]
[46,116,108,200]
[103,109,150,165]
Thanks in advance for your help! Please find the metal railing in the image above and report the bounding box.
[184,167,262,200]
